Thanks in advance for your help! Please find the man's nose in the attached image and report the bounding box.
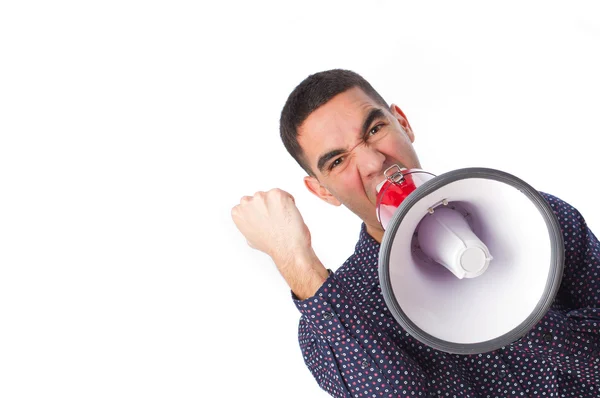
[356,145,386,178]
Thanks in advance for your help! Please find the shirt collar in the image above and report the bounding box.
[356,222,380,250]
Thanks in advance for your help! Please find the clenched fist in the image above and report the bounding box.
[231,188,328,300]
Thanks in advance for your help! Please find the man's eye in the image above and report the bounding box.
[369,124,383,136]
[330,157,344,170]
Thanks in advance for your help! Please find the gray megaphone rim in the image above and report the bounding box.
[378,167,564,355]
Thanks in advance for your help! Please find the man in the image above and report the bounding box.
[231,69,600,397]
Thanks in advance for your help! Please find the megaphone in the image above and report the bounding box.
[377,165,564,355]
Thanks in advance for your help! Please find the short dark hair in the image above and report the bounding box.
[279,69,388,176]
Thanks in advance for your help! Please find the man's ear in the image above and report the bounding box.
[303,175,341,206]
[390,104,415,143]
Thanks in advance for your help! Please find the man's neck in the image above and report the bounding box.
[365,223,384,244]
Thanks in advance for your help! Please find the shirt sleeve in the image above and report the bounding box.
[542,192,600,309]
[293,272,430,398]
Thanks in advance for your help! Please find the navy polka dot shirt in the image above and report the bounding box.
[294,193,600,397]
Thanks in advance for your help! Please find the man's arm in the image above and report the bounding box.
[231,189,430,396]
[294,273,431,397]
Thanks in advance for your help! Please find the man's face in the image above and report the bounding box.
[298,87,421,237]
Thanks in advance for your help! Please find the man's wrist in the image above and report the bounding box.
[295,264,329,300]
[273,249,329,300]
[290,267,329,300]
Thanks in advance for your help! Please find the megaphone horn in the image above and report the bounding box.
[377,167,564,355]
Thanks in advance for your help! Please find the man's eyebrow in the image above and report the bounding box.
[317,149,346,173]
[361,108,386,139]
[315,108,386,173]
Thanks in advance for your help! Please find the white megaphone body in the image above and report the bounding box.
[376,165,564,355]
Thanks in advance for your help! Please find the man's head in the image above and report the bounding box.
[280,69,421,240]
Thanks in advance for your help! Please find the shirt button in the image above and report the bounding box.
[323,311,333,320]
[543,332,553,342]
[498,370,507,379]
[361,360,369,369]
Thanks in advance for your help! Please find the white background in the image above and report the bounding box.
[1,1,599,397]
